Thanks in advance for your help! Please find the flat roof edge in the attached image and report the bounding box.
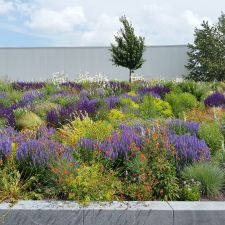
[0,45,188,49]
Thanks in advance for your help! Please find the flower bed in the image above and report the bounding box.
[0,80,225,203]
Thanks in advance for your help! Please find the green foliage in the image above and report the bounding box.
[0,96,12,107]
[0,159,41,202]
[140,95,172,119]
[85,120,113,141]
[8,90,23,103]
[143,129,180,200]
[212,150,225,170]
[181,180,201,201]
[13,107,28,118]
[165,92,198,116]
[108,109,125,120]
[52,163,122,204]
[198,122,224,153]
[123,181,154,201]
[15,111,44,130]
[41,83,57,95]
[185,13,225,81]
[110,16,145,82]
[182,162,224,197]
[120,97,139,109]
[119,98,139,119]
[60,116,113,146]
[0,81,12,92]
[34,101,59,119]
[0,118,6,128]
[177,81,209,101]
[51,95,78,106]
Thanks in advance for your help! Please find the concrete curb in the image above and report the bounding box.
[0,201,225,225]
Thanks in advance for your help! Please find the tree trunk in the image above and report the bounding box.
[129,69,132,83]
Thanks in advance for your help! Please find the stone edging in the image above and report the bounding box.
[1,201,225,225]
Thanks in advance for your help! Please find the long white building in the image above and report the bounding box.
[0,45,189,81]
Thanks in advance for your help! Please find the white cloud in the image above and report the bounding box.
[183,10,212,28]
[81,14,120,46]
[0,0,223,46]
[0,0,14,14]
[25,6,86,34]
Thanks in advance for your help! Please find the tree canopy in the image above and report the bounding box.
[185,12,225,82]
[110,16,145,83]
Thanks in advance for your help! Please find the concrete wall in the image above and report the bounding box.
[1,201,225,225]
[0,45,189,81]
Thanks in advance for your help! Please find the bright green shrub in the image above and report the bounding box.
[198,122,224,153]
[60,116,113,145]
[182,163,224,197]
[140,95,172,119]
[108,109,125,120]
[85,120,113,141]
[154,98,172,117]
[120,97,139,109]
[60,116,93,145]
[165,92,198,116]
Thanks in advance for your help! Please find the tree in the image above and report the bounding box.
[110,16,145,83]
[185,13,225,81]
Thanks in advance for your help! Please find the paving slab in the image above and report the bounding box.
[83,201,173,225]
[169,201,225,225]
[0,201,83,225]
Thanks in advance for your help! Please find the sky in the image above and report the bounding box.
[0,0,224,47]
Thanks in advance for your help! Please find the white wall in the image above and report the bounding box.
[0,45,189,81]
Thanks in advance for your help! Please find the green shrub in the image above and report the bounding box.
[51,95,78,106]
[85,120,113,141]
[15,110,44,130]
[51,163,122,204]
[0,158,41,202]
[182,163,224,197]
[198,122,224,153]
[161,81,182,93]
[108,109,125,120]
[34,101,59,119]
[120,97,139,109]
[181,179,201,201]
[0,118,6,128]
[8,90,23,103]
[60,116,113,146]
[140,95,172,119]
[41,83,57,95]
[143,128,180,200]
[211,150,225,170]
[165,92,198,117]
[177,81,209,101]
[0,97,13,107]
[0,81,12,92]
